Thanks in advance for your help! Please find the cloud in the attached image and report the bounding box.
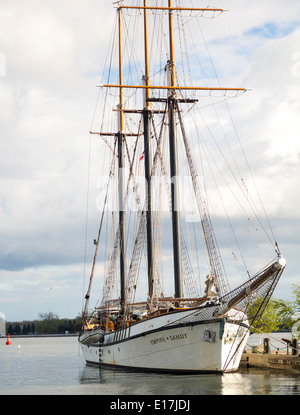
[232,28,300,218]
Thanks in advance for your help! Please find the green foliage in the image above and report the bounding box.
[273,284,300,329]
[248,297,281,333]
[36,313,82,334]
[6,313,82,335]
[6,321,37,335]
[292,284,300,314]
[272,299,295,328]
[248,284,300,333]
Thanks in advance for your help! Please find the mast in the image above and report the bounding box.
[118,4,126,316]
[143,0,155,306]
[96,3,247,305]
[168,0,183,300]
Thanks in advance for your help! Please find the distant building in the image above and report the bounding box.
[0,312,5,336]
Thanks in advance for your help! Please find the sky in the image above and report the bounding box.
[0,0,300,322]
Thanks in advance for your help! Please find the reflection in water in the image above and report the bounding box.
[80,365,101,384]
[80,365,224,395]
[80,364,300,395]
[239,367,300,395]
[221,373,252,395]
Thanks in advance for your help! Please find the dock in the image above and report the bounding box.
[240,351,300,371]
[240,337,300,371]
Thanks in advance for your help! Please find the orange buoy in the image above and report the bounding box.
[6,334,12,345]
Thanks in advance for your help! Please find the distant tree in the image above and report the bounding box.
[7,323,13,334]
[31,323,37,334]
[5,312,83,335]
[14,323,21,334]
[36,312,60,334]
[38,312,59,321]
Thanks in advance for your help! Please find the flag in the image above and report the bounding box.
[139,151,145,161]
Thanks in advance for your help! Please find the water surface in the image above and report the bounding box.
[0,334,299,395]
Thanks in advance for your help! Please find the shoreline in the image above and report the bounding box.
[0,333,78,338]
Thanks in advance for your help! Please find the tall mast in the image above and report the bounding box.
[168,0,183,300]
[118,4,126,316]
[97,3,246,304]
[143,0,155,306]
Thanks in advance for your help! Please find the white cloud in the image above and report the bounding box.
[230,28,300,218]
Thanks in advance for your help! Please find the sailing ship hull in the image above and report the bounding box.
[79,308,249,374]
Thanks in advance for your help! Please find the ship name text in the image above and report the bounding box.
[150,333,187,345]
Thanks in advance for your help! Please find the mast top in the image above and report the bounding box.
[99,3,244,96]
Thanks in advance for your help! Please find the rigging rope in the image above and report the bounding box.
[193,13,278,251]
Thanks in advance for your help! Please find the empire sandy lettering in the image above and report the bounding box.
[150,333,187,345]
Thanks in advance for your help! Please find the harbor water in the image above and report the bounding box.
[0,333,299,395]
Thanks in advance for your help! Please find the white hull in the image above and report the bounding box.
[79,307,249,374]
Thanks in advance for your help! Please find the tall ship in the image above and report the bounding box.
[79,0,286,374]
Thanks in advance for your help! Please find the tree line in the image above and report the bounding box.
[6,312,82,335]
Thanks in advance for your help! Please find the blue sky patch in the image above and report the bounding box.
[246,21,297,39]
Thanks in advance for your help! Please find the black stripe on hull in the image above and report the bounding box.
[84,360,228,375]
